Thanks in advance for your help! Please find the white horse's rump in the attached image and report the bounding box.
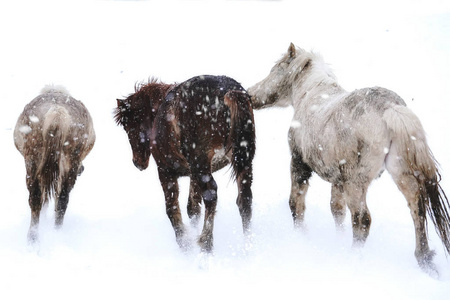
[248,43,450,275]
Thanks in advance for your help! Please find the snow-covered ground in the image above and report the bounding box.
[1,0,449,298]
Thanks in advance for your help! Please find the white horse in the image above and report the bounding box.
[248,43,450,274]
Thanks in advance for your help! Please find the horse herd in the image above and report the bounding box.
[13,44,450,275]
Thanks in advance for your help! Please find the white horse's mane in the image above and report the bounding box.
[40,84,71,96]
[290,47,338,88]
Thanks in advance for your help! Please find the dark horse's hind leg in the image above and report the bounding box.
[157,168,188,249]
[189,155,218,252]
[186,155,229,226]
[288,137,312,229]
[195,171,218,253]
[27,177,42,243]
[187,180,202,226]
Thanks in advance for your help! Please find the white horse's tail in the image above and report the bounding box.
[384,105,450,255]
[37,106,71,204]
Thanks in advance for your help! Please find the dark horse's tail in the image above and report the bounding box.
[224,90,256,180]
[224,90,255,231]
[37,106,71,204]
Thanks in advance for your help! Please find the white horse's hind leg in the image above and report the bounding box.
[389,172,436,270]
[343,183,371,245]
[385,150,437,272]
[331,184,346,230]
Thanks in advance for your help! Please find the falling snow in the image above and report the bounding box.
[18,125,32,134]
[1,0,449,299]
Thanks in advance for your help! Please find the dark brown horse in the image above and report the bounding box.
[14,86,95,243]
[115,75,255,252]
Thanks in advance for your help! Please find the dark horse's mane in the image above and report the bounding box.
[114,77,174,126]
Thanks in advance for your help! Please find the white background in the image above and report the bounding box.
[1,0,449,299]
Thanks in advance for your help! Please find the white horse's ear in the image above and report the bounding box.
[288,43,296,58]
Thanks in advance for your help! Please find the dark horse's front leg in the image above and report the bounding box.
[157,168,189,250]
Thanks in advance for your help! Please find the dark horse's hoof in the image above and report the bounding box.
[198,235,213,253]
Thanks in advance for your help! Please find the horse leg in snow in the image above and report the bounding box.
[55,183,70,228]
[343,183,371,245]
[331,184,346,230]
[27,176,42,243]
[187,180,202,226]
[195,171,218,253]
[55,166,78,228]
[236,165,253,233]
[288,143,312,228]
[157,169,187,249]
[390,173,436,270]
[189,154,218,252]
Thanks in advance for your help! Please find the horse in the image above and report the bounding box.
[115,75,255,252]
[14,85,95,243]
[248,43,450,274]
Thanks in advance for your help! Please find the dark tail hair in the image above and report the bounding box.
[37,106,70,204]
[224,90,256,180]
[384,105,450,255]
[422,172,450,255]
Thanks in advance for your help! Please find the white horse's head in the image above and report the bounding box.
[248,43,312,109]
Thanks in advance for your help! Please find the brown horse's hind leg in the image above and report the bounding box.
[288,144,312,228]
[55,166,78,228]
[187,180,202,226]
[331,184,346,230]
[55,181,71,228]
[157,169,188,250]
[27,178,42,243]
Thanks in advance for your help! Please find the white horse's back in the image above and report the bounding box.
[248,43,450,275]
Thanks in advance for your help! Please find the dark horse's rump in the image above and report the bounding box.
[116,75,255,252]
[151,75,245,174]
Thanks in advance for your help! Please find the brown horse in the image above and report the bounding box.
[115,75,255,252]
[14,85,95,243]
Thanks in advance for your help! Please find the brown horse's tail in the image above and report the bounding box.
[224,90,256,180]
[384,105,450,255]
[37,106,71,204]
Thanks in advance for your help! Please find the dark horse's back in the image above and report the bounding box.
[152,75,246,173]
[119,75,254,251]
